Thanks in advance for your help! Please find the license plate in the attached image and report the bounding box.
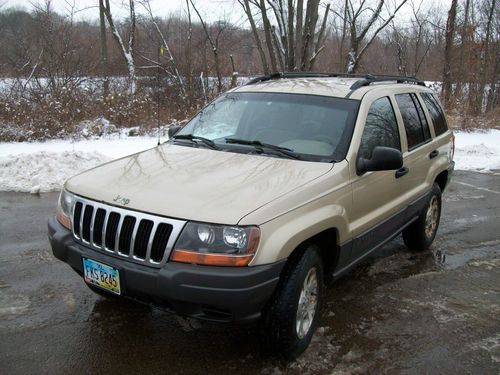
[82,258,121,295]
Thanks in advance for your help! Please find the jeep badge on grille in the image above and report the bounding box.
[113,195,130,205]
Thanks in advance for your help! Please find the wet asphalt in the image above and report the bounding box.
[0,170,499,375]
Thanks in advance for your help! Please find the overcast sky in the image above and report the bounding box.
[3,0,247,24]
[4,0,451,26]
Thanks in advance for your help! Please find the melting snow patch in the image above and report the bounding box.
[468,334,500,363]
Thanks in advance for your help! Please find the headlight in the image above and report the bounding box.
[170,222,260,266]
[56,189,76,230]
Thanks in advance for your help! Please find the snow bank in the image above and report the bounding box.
[453,130,500,173]
[0,137,158,193]
[0,130,499,193]
[0,151,110,193]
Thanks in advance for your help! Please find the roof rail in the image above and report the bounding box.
[245,72,370,85]
[349,75,425,90]
[245,72,426,89]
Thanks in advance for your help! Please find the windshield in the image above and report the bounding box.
[175,92,359,162]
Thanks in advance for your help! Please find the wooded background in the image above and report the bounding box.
[0,0,498,141]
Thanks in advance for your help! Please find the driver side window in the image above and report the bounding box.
[359,97,401,159]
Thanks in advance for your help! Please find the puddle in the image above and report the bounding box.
[432,242,500,270]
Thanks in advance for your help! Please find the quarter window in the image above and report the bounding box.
[358,97,400,159]
[421,93,449,136]
[396,93,431,150]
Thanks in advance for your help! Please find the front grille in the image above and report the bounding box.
[72,197,186,267]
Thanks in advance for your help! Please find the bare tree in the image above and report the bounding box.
[409,1,434,75]
[474,0,498,113]
[332,0,409,73]
[185,0,194,96]
[389,22,409,75]
[441,0,458,108]
[240,0,330,72]
[189,0,224,93]
[101,0,137,95]
[138,0,186,98]
[98,0,109,97]
[239,0,269,74]
[485,0,499,111]
[388,1,438,77]
[455,0,472,97]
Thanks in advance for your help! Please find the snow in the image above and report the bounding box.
[453,130,500,173]
[0,137,158,193]
[0,130,499,193]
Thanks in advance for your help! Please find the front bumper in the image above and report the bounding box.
[48,217,284,322]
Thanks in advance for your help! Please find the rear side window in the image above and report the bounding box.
[421,93,449,136]
[358,97,400,159]
[396,93,431,150]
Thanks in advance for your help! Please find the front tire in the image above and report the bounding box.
[403,183,442,251]
[262,245,324,359]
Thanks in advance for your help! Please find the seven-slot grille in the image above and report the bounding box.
[71,197,186,267]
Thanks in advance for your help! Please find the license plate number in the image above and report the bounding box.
[83,258,121,295]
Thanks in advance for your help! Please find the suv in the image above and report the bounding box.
[48,73,454,358]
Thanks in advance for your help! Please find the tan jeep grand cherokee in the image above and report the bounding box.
[48,73,455,358]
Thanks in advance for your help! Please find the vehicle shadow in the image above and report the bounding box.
[63,237,439,375]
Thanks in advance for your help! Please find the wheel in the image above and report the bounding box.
[262,245,324,359]
[403,183,442,251]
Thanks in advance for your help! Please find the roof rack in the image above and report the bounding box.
[245,72,368,85]
[245,72,426,90]
[349,75,425,90]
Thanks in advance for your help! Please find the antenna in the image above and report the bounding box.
[157,42,162,146]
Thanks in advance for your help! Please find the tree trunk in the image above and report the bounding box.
[241,0,269,74]
[486,42,499,112]
[185,0,193,98]
[476,0,496,114]
[286,0,295,70]
[301,0,320,70]
[295,0,303,69]
[441,0,458,109]
[103,0,136,95]
[455,0,471,99]
[309,3,330,70]
[260,0,278,72]
[99,0,109,98]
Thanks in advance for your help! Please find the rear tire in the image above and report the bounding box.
[403,183,442,251]
[262,245,324,359]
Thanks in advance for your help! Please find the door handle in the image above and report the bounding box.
[395,166,409,178]
[429,150,439,159]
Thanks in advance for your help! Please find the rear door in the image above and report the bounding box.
[393,92,437,219]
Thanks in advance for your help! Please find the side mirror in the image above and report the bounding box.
[168,125,182,138]
[357,146,403,175]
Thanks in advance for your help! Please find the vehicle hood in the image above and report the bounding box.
[65,144,334,224]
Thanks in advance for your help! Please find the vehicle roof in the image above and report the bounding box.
[234,76,432,101]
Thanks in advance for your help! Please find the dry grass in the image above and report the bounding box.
[0,87,204,142]
[447,107,500,131]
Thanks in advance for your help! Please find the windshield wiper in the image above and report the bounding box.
[172,134,220,150]
[225,138,301,160]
